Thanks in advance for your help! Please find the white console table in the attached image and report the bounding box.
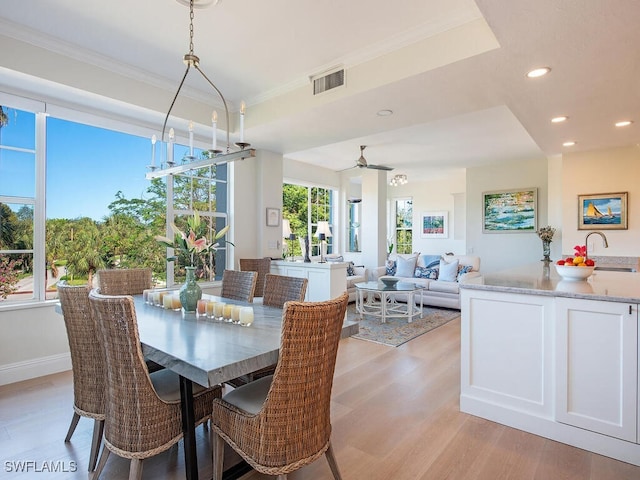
[270,260,347,302]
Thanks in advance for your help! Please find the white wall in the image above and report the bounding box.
[390,169,468,257]
[560,145,640,257]
[0,303,71,385]
[466,157,550,273]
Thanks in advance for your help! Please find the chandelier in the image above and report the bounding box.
[389,174,408,186]
[147,0,254,179]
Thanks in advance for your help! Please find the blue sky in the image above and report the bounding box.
[1,108,194,220]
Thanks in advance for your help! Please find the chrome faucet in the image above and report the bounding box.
[584,231,609,260]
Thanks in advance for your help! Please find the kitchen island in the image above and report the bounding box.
[460,262,640,466]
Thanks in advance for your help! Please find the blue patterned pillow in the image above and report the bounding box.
[385,259,397,276]
[414,266,439,279]
[347,262,355,276]
[457,264,473,281]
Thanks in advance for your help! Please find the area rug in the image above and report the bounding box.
[347,304,460,347]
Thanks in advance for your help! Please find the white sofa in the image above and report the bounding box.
[371,253,481,310]
[324,254,368,303]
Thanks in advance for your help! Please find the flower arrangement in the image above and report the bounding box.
[155,211,231,266]
[537,226,555,242]
[0,256,22,300]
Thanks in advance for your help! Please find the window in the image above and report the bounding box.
[0,93,230,306]
[0,105,38,303]
[282,183,335,257]
[394,198,413,254]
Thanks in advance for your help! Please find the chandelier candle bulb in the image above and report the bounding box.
[168,128,175,165]
[212,110,217,151]
[239,101,245,143]
[188,120,194,157]
[151,134,157,167]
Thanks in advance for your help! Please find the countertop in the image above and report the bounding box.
[460,262,640,304]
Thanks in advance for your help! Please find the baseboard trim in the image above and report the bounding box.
[0,353,71,386]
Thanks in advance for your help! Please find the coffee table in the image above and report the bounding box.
[355,280,424,323]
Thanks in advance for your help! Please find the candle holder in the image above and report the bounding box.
[206,149,223,157]
[235,142,251,150]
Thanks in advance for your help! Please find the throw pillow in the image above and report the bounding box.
[347,262,355,276]
[396,254,419,277]
[420,254,442,269]
[414,266,439,279]
[457,264,473,281]
[385,259,397,276]
[438,258,459,282]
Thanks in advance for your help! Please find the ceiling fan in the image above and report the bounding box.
[340,145,393,172]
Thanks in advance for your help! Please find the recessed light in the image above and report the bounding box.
[376,109,393,117]
[551,116,568,123]
[615,120,633,127]
[563,141,576,147]
[526,67,551,78]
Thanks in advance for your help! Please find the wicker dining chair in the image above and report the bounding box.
[88,290,221,480]
[225,274,310,388]
[239,257,271,297]
[220,269,257,302]
[97,268,152,295]
[211,292,349,480]
[262,273,308,308]
[58,283,105,472]
[96,267,164,373]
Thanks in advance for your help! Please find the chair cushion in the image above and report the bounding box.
[438,258,459,282]
[150,369,210,402]
[428,280,460,294]
[222,375,273,415]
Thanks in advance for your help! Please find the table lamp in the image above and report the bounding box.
[313,221,332,263]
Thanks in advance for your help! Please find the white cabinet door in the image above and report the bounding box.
[460,289,555,417]
[556,298,638,442]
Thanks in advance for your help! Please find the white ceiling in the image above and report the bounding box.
[1,0,639,182]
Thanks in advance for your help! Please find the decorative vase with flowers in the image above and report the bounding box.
[537,225,555,262]
[156,211,231,312]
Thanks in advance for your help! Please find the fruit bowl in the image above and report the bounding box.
[380,277,400,287]
[554,264,595,281]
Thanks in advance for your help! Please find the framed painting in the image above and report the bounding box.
[578,192,628,230]
[483,188,537,233]
[266,207,280,227]
[421,211,448,238]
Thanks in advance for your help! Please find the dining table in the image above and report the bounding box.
[134,293,283,480]
[56,291,358,480]
[135,293,359,480]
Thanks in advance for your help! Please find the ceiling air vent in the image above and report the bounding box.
[312,68,345,95]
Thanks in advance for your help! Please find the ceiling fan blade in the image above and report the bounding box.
[366,164,394,171]
[337,164,357,173]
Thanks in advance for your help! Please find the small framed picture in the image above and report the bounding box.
[578,192,628,230]
[266,208,280,227]
[421,211,448,238]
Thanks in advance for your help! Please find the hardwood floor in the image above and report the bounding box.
[1,316,639,479]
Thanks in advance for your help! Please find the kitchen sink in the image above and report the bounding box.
[594,266,637,272]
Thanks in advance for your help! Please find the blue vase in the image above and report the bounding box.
[179,266,202,313]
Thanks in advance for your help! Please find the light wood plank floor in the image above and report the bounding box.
[1,316,639,479]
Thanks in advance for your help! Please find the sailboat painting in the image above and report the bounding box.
[578,192,628,230]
